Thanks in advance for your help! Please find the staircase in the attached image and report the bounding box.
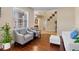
[47,11,57,21]
[47,11,57,32]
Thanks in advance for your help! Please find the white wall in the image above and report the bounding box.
[0,7,34,30]
[35,8,76,34]
[0,7,76,35]
[0,7,14,30]
[57,7,75,35]
[75,8,79,30]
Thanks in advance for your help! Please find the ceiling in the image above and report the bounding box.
[34,7,58,18]
[32,7,58,10]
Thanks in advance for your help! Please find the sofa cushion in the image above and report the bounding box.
[71,31,78,39]
[19,29,27,35]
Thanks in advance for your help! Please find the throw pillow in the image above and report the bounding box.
[19,29,26,35]
[71,31,78,39]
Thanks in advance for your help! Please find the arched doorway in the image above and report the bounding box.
[34,10,57,34]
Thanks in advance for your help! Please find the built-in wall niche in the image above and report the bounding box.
[13,8,28,29]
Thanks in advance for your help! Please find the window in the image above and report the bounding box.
[13,8,28,29]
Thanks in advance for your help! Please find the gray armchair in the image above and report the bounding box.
[30,27,41,38]
[14,28,33,45]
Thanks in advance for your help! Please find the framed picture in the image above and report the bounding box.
[35,18,38,24]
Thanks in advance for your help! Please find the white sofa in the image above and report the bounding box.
[14,29,33,45]
[62,31,79,51]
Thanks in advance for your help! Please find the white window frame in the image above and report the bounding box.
[13,8,29,29]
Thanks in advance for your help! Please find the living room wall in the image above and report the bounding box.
[0,7,14,30]
[0,7,77,35]
[75,7,79,30]
[0,7,34,30]
[57,7,75,35]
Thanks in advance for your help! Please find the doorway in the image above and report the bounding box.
[34,10,57,34]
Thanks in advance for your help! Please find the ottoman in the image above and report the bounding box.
[49,35,60,45]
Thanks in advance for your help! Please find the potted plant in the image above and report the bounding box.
[0,23,12,50]
[74,35,79,43]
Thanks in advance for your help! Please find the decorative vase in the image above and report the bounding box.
[2,43,11,50]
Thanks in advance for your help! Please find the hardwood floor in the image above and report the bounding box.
[9,34,60,51]
[0,33,63,51]
[41,31,56,34]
